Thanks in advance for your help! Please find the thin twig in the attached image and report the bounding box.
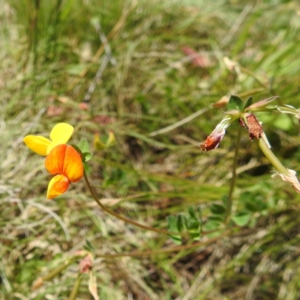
[225,124,243,224]
[84,172,176,235]
[84,172,216,237]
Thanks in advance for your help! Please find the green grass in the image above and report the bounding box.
[1,0,300,299]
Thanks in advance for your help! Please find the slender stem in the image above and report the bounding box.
[68,274,83,300]
[258,138,289,175]
[225,124,243,224]
[83,172,177,235]
[95,232,229,258]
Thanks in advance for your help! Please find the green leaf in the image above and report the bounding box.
[243,96,253,110]
[240,191,267,212]
[177,215,186,232]
[203,219,221,231]
[188,206,197,220]
[84,239,95,252]
[185,207,202,240]
[82,152,93,162]
[77,139,93,162]
[78,139,90,153]
[208,215,224,222]
[185,218,201,240]
[210,204,226,215]
[232,211,251,226]
[228,95,243,111]
[188,206,201,221]
[167,216,182,245]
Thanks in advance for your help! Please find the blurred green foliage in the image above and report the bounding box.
[1,0,300,299]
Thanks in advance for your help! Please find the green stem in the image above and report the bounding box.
[68,274,83,300]
[95,231,229,258]
[258,137,289,175]
[83,172,176,235]
[225,124,242,224]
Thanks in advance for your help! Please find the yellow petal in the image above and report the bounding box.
[47,174,70,199]
[93,133,106,150]
[50,123,74,144]
[23,135,51,156]
[106,131,116,147]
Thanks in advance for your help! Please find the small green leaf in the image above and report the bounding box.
[256,199,267,211]
[188,206,201,222]
[84,239,95,252]
[82,152,93,162]
[203,219,221,231]
[210,204,226,215]
[185,208,202,241]
[77,140,93,162]
[211,215,224,221]
[177,215,186,232]
[232,211,251,226]
[185,220,201,241]
[244,201,258,212]
[243,96,253,110]
[240,191,267,212]
[167,216,182,245]
[78,139,90,153]
[188,206,197,220]
[228,95,243,111]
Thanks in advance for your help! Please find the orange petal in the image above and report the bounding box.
[45,144,83,182]
[45,144,65,175]
[47,174,70,199]
[63,145,84,182]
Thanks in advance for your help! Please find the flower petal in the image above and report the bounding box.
[49,123,74,152]
[63,145,84,182]
[45,144,83,182]
[45,144,66,175]
[47,174,70,199]
[200,117,231,151]
[47,141,66,154]
[23,135,51,156]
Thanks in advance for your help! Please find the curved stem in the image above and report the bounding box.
[83,172,178,235]
[225,124,242,224]
[258,137,288,175]
[95,231,229,259]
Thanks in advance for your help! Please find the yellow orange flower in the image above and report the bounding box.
[23,123,74,156]
[45,144,83,199]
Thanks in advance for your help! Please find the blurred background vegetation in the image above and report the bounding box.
[1,0,300,299]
